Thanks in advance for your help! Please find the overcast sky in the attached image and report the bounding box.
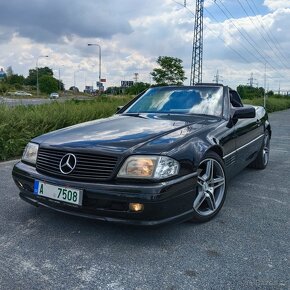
[0,0,289,91]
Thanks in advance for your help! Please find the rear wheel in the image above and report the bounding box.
[249,129,270,169]
[191,152,227,222]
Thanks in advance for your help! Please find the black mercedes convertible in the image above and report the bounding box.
[12,84,271,226]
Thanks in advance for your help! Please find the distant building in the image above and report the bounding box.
[121,81,134,88]
[0,68,6,81]
[84,86,95,94]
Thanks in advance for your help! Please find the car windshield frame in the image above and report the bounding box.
[124,86,225,118]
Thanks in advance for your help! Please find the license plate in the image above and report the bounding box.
[34,180,83,206]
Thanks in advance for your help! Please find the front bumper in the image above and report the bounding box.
[12,162,198,226]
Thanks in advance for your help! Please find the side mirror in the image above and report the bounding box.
[116,106,124,113]
[232,107,256,119]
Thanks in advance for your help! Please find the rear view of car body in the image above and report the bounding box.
[49,92,59,99]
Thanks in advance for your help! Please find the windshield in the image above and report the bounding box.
[125,86,224,117]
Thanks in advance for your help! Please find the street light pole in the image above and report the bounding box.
[88,43,102,84]
[264,63,267,108]
[36,55,48,97]
[74,70,76,88]
[58,68,61,91]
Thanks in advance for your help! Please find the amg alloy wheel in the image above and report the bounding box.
[191,152,227,222]
[262,131,270,167]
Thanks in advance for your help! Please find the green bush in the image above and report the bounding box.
[1,95,289,162]
[244,97,290,113]
[0,97,131,161]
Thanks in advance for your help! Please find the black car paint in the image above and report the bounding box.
[12,85,271,225]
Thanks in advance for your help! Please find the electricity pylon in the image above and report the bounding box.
[190,0,204,85]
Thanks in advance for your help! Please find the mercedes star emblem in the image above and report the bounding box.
[59,153,77,175]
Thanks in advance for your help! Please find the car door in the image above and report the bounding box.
[210,87,238,178]
[231,90,264,168]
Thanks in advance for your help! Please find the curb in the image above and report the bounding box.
[0,159,20,166]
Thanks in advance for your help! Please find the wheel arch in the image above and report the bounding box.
[265,120,271,138]
[204,145,224,160]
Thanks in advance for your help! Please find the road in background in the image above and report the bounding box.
[0,109,289,289]
[0,96,91,106]
[0,97,52,106]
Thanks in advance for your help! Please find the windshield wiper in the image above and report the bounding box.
[121,113,148,119]
[185,113,220,119]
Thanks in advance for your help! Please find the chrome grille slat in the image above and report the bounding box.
[78,156,116,161]
[76,165,114,170]
[38,163,59,171]
[38,156,61,163]
[36,148,119,182]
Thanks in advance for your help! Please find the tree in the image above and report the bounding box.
[69,86,79,92]
[39,75,58,94]
[0,82,9,94]
[150,56,187,85]
[237,85,264,99]
[6,74,25,85]
[25,66,53,86]
[125,82,151,95]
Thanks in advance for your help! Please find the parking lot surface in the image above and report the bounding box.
[0,109,289,289]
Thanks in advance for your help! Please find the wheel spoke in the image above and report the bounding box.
[202,160,213,181]
[193,190,206,211]
[212,176,225,189]
[197,176,205,187]
[205,191,216,211]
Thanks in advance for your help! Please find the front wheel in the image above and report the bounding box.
[249,129,270,169]
[191,152,227,223]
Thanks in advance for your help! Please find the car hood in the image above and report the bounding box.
[34,114,214,154]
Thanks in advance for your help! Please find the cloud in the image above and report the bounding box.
[264,0,290,11]
[0,0,134,43]
[0,0,289,91]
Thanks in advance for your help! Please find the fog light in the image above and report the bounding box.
[17,180,24,189]
[129,203,144,212]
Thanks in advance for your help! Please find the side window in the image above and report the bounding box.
[223,89,230,119]
[230,90,243,107]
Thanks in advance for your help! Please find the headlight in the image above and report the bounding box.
[117,155,180,179]
[22,142,39,165]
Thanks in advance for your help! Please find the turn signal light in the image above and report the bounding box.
[129,203,144,212]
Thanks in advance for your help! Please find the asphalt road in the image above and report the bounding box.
[0,96,91,106]
[0,109,289,290]
[0,96,52,106]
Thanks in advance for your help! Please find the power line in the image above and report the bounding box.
[212,0,286,79]
[247,0,289,64]
[203,10,269,83]
[173,0,264,77]
[205,8,263,65]
[174,1,260,66]
[171,0,290,87]
[236,0,289,70]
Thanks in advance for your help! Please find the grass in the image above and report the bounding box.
[243,97,290,113]
[0,96,132,161]
[1,95,290,162]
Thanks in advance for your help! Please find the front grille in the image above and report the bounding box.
[36,148,119,182]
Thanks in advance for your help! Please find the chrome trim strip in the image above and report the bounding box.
[223,134,264,159]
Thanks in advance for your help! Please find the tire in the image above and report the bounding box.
[190,151,227,223]
[249,129,270,170]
